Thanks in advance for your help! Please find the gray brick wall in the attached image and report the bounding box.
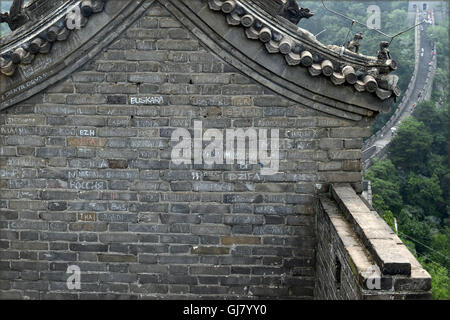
[0,2,371,299]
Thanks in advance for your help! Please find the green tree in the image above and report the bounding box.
[403,173,445,220]
[413,101,448,158]
[365,159,403,214]
[398,206,432,254]
[379,208,396,232]
[389,117,433,171]
[419,259,450,300]
[429,229,450,268]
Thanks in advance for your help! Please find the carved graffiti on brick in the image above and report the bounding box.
[78,212,96,222]
[22,57,52,78]
[79,129,96,137]
[0,127,21,135]
[69,180,106,190]
[3,72,49,99]
[130,96,164,105]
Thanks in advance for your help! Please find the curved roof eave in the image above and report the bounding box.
[0,0,398,120]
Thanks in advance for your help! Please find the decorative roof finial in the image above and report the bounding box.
[0,0,28,31]
[377,41,392,61]
[279,0,314,25]
[347,32,363,54]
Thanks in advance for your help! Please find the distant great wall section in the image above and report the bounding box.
[363,2,441,170]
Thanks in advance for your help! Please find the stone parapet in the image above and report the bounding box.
[315,184,432,299]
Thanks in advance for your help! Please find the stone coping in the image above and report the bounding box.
[319,184,431,296]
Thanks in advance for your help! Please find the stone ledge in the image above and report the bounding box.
[331,184,413,276]
[318,197,389,290]
[317,184,432,298]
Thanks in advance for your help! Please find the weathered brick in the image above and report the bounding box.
[191,225,231,235]
[330,127,371,138]
[191,246,230,255]
[99,233,138,243]
[329,150,362,160]
[221,236,261,245]
[67,137,106,147]
[98,254,137,263]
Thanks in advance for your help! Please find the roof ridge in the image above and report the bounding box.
[209,0,401,101]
